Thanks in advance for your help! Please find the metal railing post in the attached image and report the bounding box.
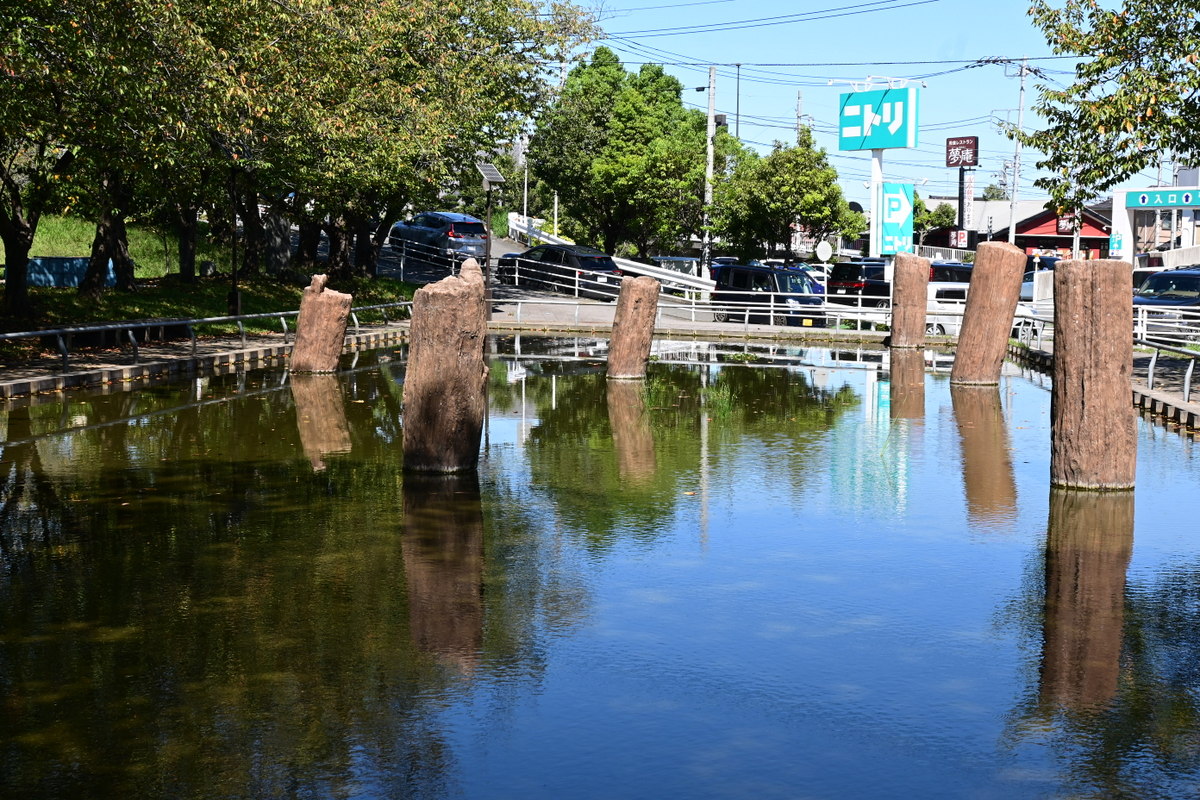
[187,324,197,357]
[126,329,140,363]
[56,334,69,369]
[280,316,290,344]
[1148,349,1159,390]
[238,320,246,348]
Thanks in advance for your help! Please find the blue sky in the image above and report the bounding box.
[587,0,1165,214]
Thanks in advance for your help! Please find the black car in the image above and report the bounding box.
[1133,266,1200,339]
[496,243,623,299]
[827,261,889,307]
[710,264,824,327]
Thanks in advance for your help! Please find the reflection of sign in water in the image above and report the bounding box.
[879,182,914,255]
[839,87,920,150]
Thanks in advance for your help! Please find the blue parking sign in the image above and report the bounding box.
[879,182,914,255]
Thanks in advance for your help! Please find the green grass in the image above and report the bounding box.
[22,214,234,277]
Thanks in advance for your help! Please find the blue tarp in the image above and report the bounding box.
[24,257,116,288]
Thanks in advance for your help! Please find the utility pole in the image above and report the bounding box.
[735,63,741,138]
[702,66,716,276]
[1007,57,1028,245]
[796,90,803,137]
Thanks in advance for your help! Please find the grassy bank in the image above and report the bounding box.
[2,215,417,359]
[21,214,234,278]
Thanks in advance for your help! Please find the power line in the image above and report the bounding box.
[604,0,941,38]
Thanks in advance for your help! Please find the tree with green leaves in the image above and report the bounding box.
[983,183,1008,201]
[712,128,859,261]
[1018,0,1200,212]
[530,48,708,257]
[913,194,958,245]
[1,0,593,314]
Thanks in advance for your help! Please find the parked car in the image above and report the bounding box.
[388,211,488,266]
[926,282,969,336]
[828,259,969,307]
[496,243,623,299]
[827,260,889,306]
[1133,266,1200,339]
[710,263,824,327]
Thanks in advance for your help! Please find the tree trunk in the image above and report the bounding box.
[353,216,376,276]
[176,204,198,281]
[237,187,264,275]
[296,221,322,267]
[0,212,35,316]
[325,218,352,276]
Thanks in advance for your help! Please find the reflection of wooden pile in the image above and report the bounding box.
[1041,490,1133,709]
[290,374,352,472]
[607,380,656,484]
[951,386,1016,526]
[889,349,925,420]
[401,474,484,673]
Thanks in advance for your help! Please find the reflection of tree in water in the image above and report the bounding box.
[0,364,577,798]
[1004,490,1200,797]
[523,363,858,551]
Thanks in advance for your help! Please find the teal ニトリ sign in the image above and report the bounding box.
[1128,189,1200,209]
[839,87,920,151]
[878,182,914,255]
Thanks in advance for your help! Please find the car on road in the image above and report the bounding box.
[496,243,624,299]
[710,263,824,327]
[388,211,488,266]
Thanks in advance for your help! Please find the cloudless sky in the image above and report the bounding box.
[585,0,1164,216]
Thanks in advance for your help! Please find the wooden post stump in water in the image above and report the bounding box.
[949,241,1025,385]
[1051,259,1135,490]
[402,259,488,473]
[291,274,352,373]
[890,252,930,348]
[607,276,660,380]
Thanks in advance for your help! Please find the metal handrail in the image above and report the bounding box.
[0,302,412,368]
[1135,338,1199,403]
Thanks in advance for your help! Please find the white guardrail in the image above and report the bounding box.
[507,213,716,295]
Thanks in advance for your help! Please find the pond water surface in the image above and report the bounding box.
[2,337,1200,799]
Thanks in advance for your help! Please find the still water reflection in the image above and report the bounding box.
[2,338,1200,798]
